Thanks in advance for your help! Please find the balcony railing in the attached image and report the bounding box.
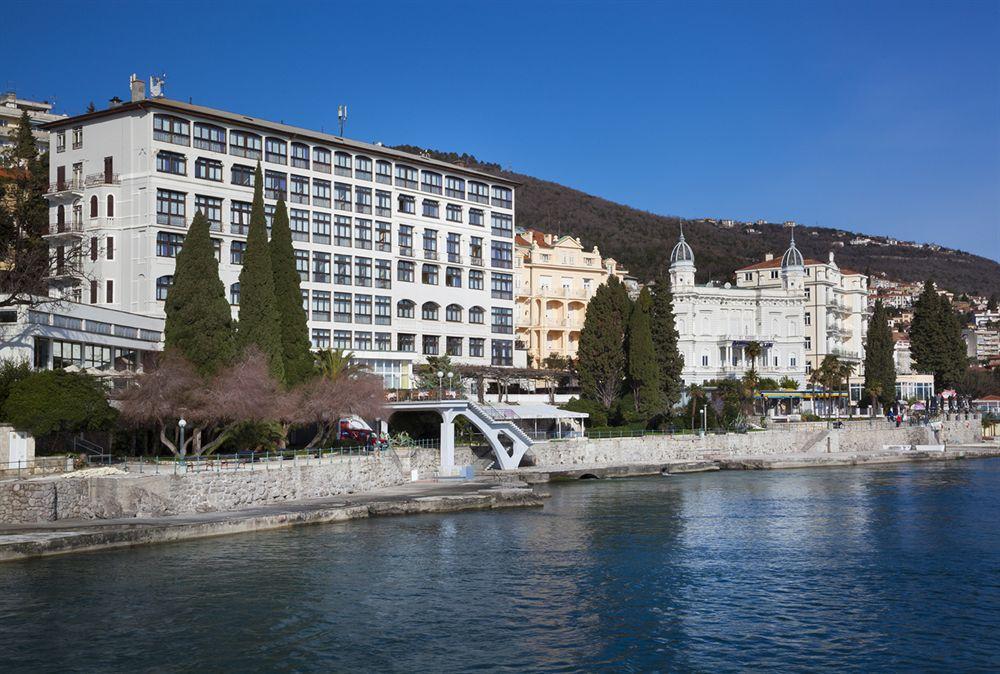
[85,172,121,186]
[44,221,84,237]
[47,178,84,194]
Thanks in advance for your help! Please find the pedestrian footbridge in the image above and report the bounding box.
[388,399,534,473]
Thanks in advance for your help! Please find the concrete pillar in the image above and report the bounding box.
[440,409,456,476]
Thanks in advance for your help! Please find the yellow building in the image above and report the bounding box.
[514,230,628,365]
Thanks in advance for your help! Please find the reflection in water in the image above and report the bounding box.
[1,460,999,672]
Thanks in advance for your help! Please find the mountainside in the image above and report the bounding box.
[395,146,1000,295]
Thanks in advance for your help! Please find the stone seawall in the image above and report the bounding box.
[527,419,981,467]
[0,454,408,525]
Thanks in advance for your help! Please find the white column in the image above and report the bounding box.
[440,409,456,476]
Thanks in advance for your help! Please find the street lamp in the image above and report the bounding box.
[178,418,187,460]
[701,406,707,435]
[447,371,455,397]
[437,370,444,399]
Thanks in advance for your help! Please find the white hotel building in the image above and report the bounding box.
[668,229,807,387]
[41,88,521,387]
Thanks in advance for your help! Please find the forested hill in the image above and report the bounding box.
[394,145,1000,295]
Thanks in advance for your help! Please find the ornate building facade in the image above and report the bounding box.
[669,228,807,386]
[514,230,627,365]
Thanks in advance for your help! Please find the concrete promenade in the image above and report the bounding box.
[509,444,1000,483]
[0,479,543,562]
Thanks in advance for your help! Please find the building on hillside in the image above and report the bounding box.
[964,326,1000,365]
[668,227,806,387]
[973,311,1000,327]
[40,77,523,388]
[892,331,913,374]
[0,298,162,387]
[0,92,67,153]
[736,245,868,376]
[513,229,628,365]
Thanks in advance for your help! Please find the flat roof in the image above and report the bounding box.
[42,98,520,187]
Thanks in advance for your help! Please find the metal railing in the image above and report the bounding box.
[85,440,439,474]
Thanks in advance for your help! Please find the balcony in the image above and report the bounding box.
[469,256,484,267]
[46,178,84,196]
[827,325,852,340]
[85,172,121,187]
[831,347,863,362]
[44,221,84,239]
[47,263,83,284]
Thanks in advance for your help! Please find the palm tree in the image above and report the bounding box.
[742,369,760,417]
[866,381,883,418]
[688,384,706,431]
[744,341,763,373]
[314,348,368,380]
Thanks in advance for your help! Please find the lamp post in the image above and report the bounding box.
[701,406,707,435]
[447,371,455,397]
[437,370,444,400]
[178,418,187,461]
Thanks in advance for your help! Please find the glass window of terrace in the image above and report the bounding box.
[230,130,262,159]
[265,137,287,164]
[193,123,226,153]
[291,143,310,169]
[153,114,189,145]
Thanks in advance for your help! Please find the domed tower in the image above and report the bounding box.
[669,224,696,288]
[780,227,805,291]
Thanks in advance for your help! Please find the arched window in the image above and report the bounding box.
[446,304,463,322]
[469,306,485,324]
[397,299,415,318]
[89,195,99,218]
[229,282,241,306]
[155,275,173,301]
[106,194,114,218]
[421,302,439,321]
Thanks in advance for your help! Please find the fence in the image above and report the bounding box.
[84,438,440,474]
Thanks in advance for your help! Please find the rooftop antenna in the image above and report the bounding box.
[337,105,348,136]
[149,74,166,98]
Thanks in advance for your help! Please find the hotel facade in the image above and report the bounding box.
[668,229,807,387]
[514,230,628,365]
[41,86,521,387]
[736,248,868,376]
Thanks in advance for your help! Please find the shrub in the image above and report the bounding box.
[5,370,116,439]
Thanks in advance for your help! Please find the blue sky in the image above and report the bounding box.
[7,0,999,260]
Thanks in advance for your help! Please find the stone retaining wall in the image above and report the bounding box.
[527,419,980,467]
[0,453,408,525]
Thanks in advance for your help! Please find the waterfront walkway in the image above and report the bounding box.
[0,478,542,562]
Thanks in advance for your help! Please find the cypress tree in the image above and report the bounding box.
[236,163,284,382]
[577,275,630,410]
[627,287,663,418]
[650,274,684,409]
[863,300,896,410]
[910,280,968,390]
[163,211,236,376]
[269,199,314,386]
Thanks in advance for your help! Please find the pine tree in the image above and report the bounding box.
[649,274,684,409]
[236,163,284,382]
[910,280,968,390]
[269,199,313,386]
[863,300,896,411]
[163,211,236,376]
[577,275,631,410]
[627,287,663,418]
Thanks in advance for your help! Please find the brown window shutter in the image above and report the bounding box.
[104,156,113,182]
[91,237,98,261]
[107,237,114,260]
[106,195,114,217]
[90,280,98,304]
[90,195,98,218]
[106,279,114,303]
[56,166,65,189]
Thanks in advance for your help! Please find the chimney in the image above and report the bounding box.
[108,96,123,109]
[764,252,774,261]
[130,73,146,102]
